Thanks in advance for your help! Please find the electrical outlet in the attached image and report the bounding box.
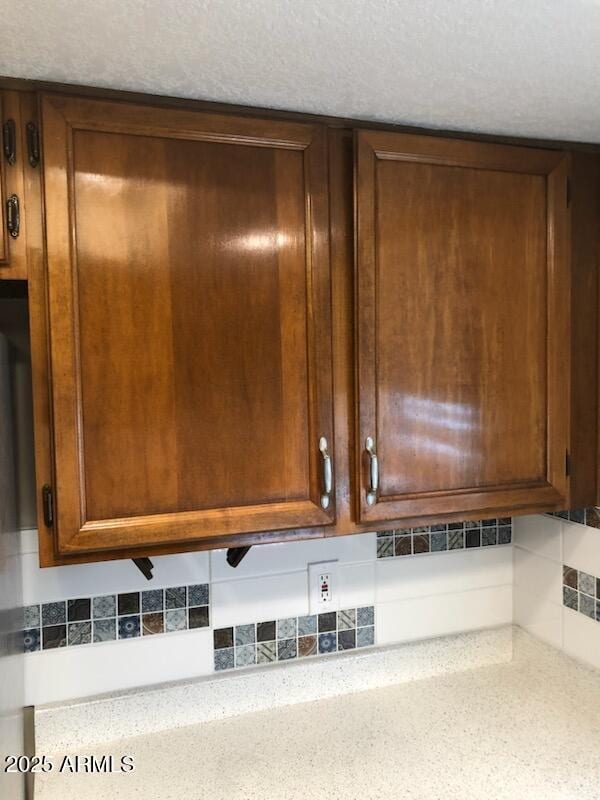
[308,561,339,614]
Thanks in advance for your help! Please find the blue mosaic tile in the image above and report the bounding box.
[42,601,66,627]
[580,592,596,620]
[357,606,374,627]
[297,615,317,636]
[318,632,337,654]
[448,530,465,550]
[235,624,256,646]
[256,641,277,664]
[430,532,448,551]
[563,586,578,610]
[214,647,234,671]
[165,608,187,632]
[23,628,40,653]
[337,609,355,630]
[141,589,163,613]
[277,617,297,639]
[579,571,595,597]
[188,584,209,607]
[235,644,256,667]
[482,528,498,547]
[165,587,186,609]
[93,595,116,619]
[23,605,40,629]
[357,626,375,648]
[278,638,297,661]
[377,537,393,558]
[93,618,116,642]
[498,526,512,545]
[338,629,356,650]
[118,615,140,639]
[68,621,91,646]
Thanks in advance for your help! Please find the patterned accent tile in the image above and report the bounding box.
[277,617,297,640]
[377,537,393,558]
[214,627,234,649]
[235,623,256,646]
[68,621,91,646]
[338,629,356,650]
[395,535,412,556]
[257,641,277,664]
[141,589,163,613]
[188,584,209,607]
[23,605,40,629]
[188,606,209,629]
[357,606,374,627]
[278,638,297,661]
[579,571,595,597]
[118,615,140,639]
[430,532,448,551]
[448,522,464,530]
[563,566,578,589]
[318,632,337,654]
[42,624,66,649]
[142,612,164,636]
[165,608,187,632]
[118,592,140,616]
[93,595,116,619]
[498,526,512,545]
[466,529,481,548]
[337,609,356,630]
[569,508,586,524]
[580,592,596,619]
[297,615,317,636]
[482,528,498,546]
[357,626,375,648]
[42,602,66,627]
[318,612,337,632]
[586,508,600,529]
[563,586,578,610]
[413,534,430,554]
[214,647,234,671]
[431,523,447,532]
[93,618,116,643]
[448,530,465,550]
[67,598,91,622]
[165,586,187,609]
[235,644,256,667]
[257,621,276,642]
[298,635,317,658]
[597,600,600,622]
[23,628,40,653]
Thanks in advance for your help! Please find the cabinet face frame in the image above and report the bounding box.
[354,129,571,523]
[0,94,8,264]
[41,92,335,555]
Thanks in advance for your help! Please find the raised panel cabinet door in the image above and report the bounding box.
[0,94,8,265]
[41,93,334,555]
[356,130,570,523]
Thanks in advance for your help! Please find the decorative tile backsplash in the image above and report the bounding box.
[549,508,600,529]
[563,565,600,623]
[376,518,512,559]
[213,606,376,672]
[21,583,210,653]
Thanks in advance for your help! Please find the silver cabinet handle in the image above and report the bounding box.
[319,436,332,510]
[365,436,378,505]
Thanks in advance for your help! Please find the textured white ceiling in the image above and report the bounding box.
[1,0,599,142]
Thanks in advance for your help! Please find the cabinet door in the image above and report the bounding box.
[356,130,569,523]
[0,94,7,265]
[42,93,334,555]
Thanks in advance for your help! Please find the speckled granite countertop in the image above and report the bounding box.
[36,630,600,800]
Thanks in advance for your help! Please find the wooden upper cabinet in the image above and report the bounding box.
[41,93,334,555]
[0,91,30,278]
[355,130,570,523]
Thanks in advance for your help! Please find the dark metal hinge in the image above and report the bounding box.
[566,178,571,207]
[42,485,54,527]
[2,119,16,165]
[565,450,571,477]
[26,121,40,168]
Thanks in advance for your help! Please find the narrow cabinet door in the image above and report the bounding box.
[355,130,570,523]
[0,94,8,265]
[41,93,334,555]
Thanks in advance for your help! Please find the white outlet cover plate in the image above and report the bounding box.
[308,561,339,615]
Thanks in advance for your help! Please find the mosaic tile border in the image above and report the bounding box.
[562,565,600,622]
[376,518,512,559]
[21,583,210,653]
[549,508,600,529]
[213,606,375,672]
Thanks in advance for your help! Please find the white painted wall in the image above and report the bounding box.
[513,514,600,670]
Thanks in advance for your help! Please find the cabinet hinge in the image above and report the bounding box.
[565,450,571,477]
[2,119,16,165]
[42,485,54,527]
[26,121,40,168]
[566,178,571,207]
